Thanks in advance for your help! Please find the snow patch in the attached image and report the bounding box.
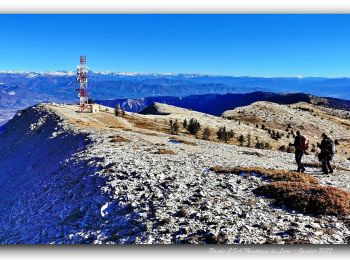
[100,202,110,217]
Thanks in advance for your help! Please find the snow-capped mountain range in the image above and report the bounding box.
[1,70,350,125]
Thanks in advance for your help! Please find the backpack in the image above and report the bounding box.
[299,135,309,151]
[325,138,336,155]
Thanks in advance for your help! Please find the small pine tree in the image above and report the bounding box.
[114,104,121,117]
[217,126,226,141]
[238,135,245,146]
[169,120,179,135]
[255,141,264,149]
[275,132,281,140]
[216,126,234,143]
[203,127,211,140]
[228,130,234,139]
[121,109,126,117]
[183,119,188,129]
[187,118,200,135]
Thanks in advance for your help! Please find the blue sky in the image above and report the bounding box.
[0,14,350,77]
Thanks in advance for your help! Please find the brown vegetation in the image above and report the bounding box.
[92,112,129,129]
[123,114,169,133]
[154,149,176,155]
[109,135,131,143]
[241,151,264,157]
[210,166,319,184]
[254,181,350,216]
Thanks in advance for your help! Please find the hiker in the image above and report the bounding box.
[289,131,308,173]
[317,133,335,174]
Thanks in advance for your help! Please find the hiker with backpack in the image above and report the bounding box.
[317,133,335,174]
[289,131,308,173]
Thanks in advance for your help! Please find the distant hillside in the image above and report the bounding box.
[97,92,350,116]
[222,101,350,160]
[1,71,350,124]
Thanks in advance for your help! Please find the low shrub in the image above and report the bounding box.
[254,181,350,216]
[210,166,319,184]
[278,145,287,152]
[203,127,211,140]
[154,149,176,155]
[109,135,131,143]
[241,151,264,157]
[169,119,179,135]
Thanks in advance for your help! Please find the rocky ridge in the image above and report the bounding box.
[0,103,349,244]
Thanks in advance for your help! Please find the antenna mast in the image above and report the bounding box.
[76,55,89,111]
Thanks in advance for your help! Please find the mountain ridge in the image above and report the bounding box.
[97,92,350,117]
[1,102,350,244]
[1,71,350,125]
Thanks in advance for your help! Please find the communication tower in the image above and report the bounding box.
[76,56,89,111]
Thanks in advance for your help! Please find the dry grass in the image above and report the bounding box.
[132,129,161,136]
[69,119,97,128]
[210,166,319,184]
[254,181,350,216]
[124,114,169,133]
[91,112,129,129]
[109,135,131,143]
[154,149,176,155]
[241,151,264,157]
[169,137,197,146]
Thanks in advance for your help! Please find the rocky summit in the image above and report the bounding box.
[0,102,350,244]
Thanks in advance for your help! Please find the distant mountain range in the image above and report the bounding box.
[1,71,350,124]
[97,92,350,116]
[1,71,350,100]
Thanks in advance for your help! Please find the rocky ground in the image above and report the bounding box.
[0,103,349,244]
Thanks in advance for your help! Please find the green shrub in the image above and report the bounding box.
[187,118,200,135]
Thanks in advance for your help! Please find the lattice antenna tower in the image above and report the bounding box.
[76,55,89,110]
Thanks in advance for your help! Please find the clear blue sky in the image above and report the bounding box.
[1,14,350,77]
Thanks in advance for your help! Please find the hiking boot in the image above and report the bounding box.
[329,170,334,174]
[301,168,306,173]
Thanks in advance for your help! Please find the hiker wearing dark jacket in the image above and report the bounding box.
[317,133,334,174]
[289,131,306,173]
